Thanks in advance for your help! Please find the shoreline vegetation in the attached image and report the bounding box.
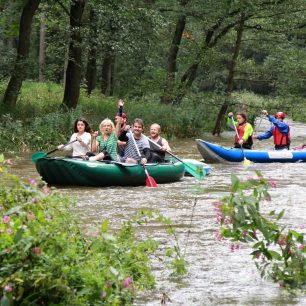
[0,156,186,305]
[1,81,305,153]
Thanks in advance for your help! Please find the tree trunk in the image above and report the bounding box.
[173,10,242,105]
[2,0,41,108]
[101,52,115,96]
[85,8,97,95]
[212,14,245,135]
[62,0,86,109]
[39,13,46,82]
[161,0,189,104]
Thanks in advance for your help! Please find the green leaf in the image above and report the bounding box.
[267,250,282,260]
[101,219,109,233]
[276,210,285,220]
[231,174,240,193]
[14,229,24,243]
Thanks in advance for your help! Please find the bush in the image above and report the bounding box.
[0,155,185,305]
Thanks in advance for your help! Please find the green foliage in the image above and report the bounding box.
[0,80,304,153]
[0,156,186,305]
[214,172,306,290]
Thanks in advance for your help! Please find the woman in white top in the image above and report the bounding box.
[57,118,92,157]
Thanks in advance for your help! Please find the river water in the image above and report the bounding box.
[7,118,306,305]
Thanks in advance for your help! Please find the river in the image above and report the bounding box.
[7,118,306,305]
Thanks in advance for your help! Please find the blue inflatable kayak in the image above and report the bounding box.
[196,139,306,163]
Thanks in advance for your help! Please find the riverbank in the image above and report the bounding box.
[1,81,302,152]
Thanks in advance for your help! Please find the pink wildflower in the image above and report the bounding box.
[278,235,287,246]
[6,228,13,234]
[215,230,223,241]
[268,178,277,188]
[213,201,223,208]
[33,247,41,256]
[122,276,133,289]
[43,186,51,194]
[298,244,305,251]
[4,285,13,293]
[4,159,13,165]
[300,224,305,229]
[2,216,10,224]
[224,216,232,225]
[216,213,224,224]
[32,197,38,204]
[101,291,106,299]
[29,178,37,186]
[242,231,248,237]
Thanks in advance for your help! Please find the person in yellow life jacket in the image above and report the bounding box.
[227,112,254,149]
[253,110,290,150]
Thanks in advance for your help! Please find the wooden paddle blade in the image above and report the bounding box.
[184,163,206,180]
[31,152,48,162]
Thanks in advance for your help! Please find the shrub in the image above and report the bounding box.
[0,155,186,305]
[214,172,306,290]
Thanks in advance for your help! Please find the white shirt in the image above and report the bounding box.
[63,132,92,156]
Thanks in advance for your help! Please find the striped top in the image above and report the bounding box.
[123,132,150,161]
[96,132,118,160]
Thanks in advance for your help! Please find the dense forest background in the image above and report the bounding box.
[0,0,306,151]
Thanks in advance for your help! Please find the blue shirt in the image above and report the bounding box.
[257,115,289,140]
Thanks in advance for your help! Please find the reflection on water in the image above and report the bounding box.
[6,119,306,306]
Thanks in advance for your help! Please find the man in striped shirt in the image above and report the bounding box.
[118,118,151,164]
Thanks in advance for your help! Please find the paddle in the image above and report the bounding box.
[129,130,158,187]
[146,137,206,180]
[31,139,77,162]
[230,116,251,166]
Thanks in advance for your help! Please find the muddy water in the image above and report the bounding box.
[8,118,306,305]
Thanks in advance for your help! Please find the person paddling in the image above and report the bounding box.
[57,118,92,157]
[253,110,290,150]
[148,123,171,163]
[118,118,151,164]
[227,112,254,149]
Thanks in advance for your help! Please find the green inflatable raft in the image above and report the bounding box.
[34,157,185,187]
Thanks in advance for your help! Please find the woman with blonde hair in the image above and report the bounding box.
[89,118,118,161]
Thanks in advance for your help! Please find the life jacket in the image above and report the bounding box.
[272,126,290,146]
[234,122,253,147]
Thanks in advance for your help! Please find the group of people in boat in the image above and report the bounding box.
[57,99,171,164]
[227,109,290,150]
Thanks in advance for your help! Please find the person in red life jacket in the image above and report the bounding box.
[253,110,290,150]
[227,112,254,149]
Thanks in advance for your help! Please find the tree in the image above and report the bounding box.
[160,0,190,104]
[213,12,246,135]
[62,0,86,109]
[2,0,41,109]
[85,6,98,95]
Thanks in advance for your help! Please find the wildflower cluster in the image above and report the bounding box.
[213,171,305,290]
[0,155,185,305]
